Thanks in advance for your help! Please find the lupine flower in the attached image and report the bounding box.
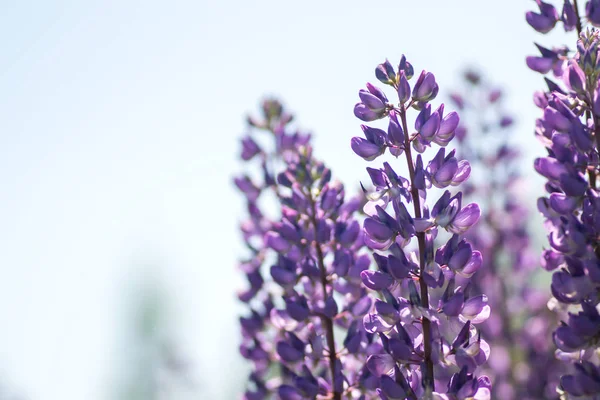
[235,99,313,399]
[449,70,566,399]
[236,99,382,399]
[351,56,490,399]
[527,1,600,397]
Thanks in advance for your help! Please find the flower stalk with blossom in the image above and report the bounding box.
[449,70,566,399]
[527,0,600,397]
[351,56,491,399]
[236,100,380,399]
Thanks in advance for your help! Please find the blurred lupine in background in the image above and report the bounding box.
[527,0,600,398]
[235,101,376,399]
[449,70,565,399]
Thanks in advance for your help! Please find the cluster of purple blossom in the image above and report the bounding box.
[233,1,600,398]
[527,1,600,398]
[236,100,372,399]
[450,71,566,399]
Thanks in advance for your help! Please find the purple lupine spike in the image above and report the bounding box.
[452,67,567,398]
[352,56,490,399]
[530,15,600,399]
[236,100,378,399]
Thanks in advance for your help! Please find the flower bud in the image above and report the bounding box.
[398,54,414,80]
[397,71,411,103]
[387,110,405,147]
[354,102,381,121]
[566,61,586,94]
[359,89,386,112]
[562,0,577,31]
[375,59,397,85]
[412,70,439,102]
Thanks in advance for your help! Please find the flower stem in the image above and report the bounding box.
[400,105,435,393]
[574,0,584,36]
[307,189,341,400]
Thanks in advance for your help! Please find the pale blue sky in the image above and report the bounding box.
[0,1,571,399]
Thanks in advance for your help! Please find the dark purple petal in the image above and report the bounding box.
[351,137,385,161]
[380,374,407,399]
[360,270,394,290]
[359,89,386,112]
[366,354,395,376]
[277,385,304,400]
[526,56,554,73]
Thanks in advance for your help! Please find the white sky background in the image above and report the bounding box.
[0,1,572,399]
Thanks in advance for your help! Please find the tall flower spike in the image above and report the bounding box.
[528,4,600,397]
[351,55,490,399]
[235,99,312,399]
[449,69,566,399]
[237,99,379,399]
